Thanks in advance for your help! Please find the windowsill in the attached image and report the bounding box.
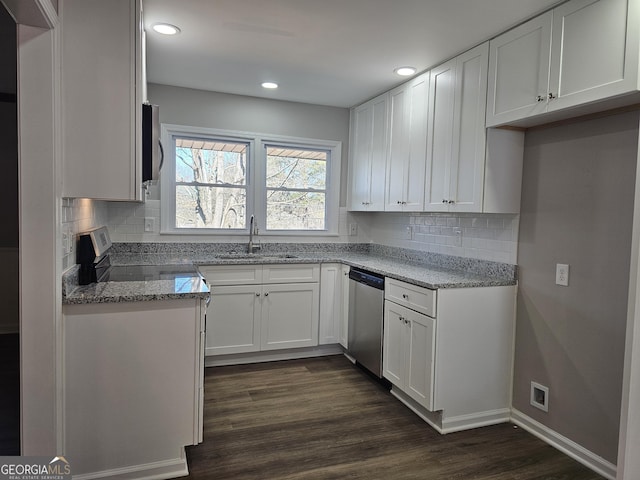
[159,229,341,238]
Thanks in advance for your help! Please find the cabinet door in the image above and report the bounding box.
[406,312,436,411]
[348,94,388,211]
[206,285,261,355]
[486,11,552,127]
[404,73,429,211]
[449,43,488,213]
[369,95,389,211]
[340,265,350,348]
[319,264,342,345]
[425,59,456,212]
[385,85,410,211]
[383,301,408,388]
[61,0,143,201]
[549,0,634,110]
[261,283,320,350]
[348,102,374,211]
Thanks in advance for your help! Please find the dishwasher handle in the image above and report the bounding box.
[348,268,385,290]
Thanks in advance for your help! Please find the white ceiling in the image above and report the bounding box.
[143,0,561,108]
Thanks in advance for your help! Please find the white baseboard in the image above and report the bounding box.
[440,408,511,434]
[390,387,511,434]
[510,408,617,480]
[205,344,344,367]
[71,452,189,480]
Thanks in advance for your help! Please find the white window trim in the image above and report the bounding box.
[160,124,341,236]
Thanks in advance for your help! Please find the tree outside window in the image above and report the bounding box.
[265,146,328,230]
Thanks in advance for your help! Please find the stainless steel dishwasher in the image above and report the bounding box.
[348,267,385,378]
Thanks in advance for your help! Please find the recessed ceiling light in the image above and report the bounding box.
[261,82,278,89]
[394,66,417,77]
[152,23,181,35]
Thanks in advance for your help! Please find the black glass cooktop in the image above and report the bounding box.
[101,264,200,282]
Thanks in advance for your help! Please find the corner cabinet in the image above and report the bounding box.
[200,264,320,356]
[487,0,638,127]
[385,72,430,212]
[61,0,145,201]
[347,93,388,211]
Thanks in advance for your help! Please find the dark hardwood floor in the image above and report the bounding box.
[184,355,604,480]
[0,333,20,455]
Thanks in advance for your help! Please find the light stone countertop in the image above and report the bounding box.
[62,264,210,305]
[62,243,517,305]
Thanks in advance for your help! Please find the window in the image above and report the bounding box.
[174,138,248,229]
[161,125,341,236]
[265,145,328,230]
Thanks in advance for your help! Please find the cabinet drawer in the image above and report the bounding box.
[199,265,262,286]
[385,278,436,318]
[263,264,320,284]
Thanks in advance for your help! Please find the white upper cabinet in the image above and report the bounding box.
[549,0,634,109]
[487,0,638,127]
[485,12,552,126]
[425,43,489,213]
[385,72,430,212]
[61,0,145,201]
[347,93,388,211]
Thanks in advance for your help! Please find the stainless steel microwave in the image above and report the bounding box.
[142,103,163,183]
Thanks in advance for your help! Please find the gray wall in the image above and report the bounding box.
[148,83,351,205]
[514,111,639,463]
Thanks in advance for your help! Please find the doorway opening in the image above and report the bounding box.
[0,1,20,455]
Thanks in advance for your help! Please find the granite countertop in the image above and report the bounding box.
[62,243,517,305]
[63,264,210,305]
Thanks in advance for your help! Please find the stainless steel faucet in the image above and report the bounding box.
[248,215,261,254]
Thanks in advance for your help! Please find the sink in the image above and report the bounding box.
[215,253,298,260]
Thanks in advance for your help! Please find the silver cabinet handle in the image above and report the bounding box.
[442,199,447,204]
[402,294,408,299]
[536,95,545,102]
[264,292,269,297]
[255,292,260,297]
[548,92,556,100]
[448,200,455,204]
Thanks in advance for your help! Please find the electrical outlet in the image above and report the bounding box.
[453,228,462,247]
[349,223,358,236]
[144,217,155,232]
[406,226,413,240]
[555,263,569,286]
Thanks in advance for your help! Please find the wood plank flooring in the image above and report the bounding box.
[184,355,604,480]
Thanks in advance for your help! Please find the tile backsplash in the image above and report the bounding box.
[353,211,519,264]
[61,198,108,271]
[61,190,518,267]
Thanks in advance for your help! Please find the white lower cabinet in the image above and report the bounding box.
[201,264,320,356]
[383,278,516,433]
[207,285,261,355]
[340,265,350,348]
[383,301,435,411]
[319,263,344,346]
[261,282,319,350]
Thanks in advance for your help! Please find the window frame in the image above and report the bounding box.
[160,124,341,236]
